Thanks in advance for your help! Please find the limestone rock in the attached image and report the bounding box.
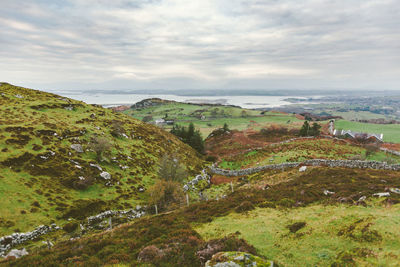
[90,163,102,171]
[205,251,273,267]
[373,192,390,197]
[100,171,111,180]
[389,188,400,194]
[299,166,307,172]
[5,248,28,259]
[70,144,83,153]
[323,189,335,195]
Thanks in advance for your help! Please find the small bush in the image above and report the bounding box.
[287,222,306,233]
[258,201,276,208]
[235,201,255,213]
[206,155,217,162]
[63,222,78,233]
[277,198,295,208]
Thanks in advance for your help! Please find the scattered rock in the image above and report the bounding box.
[100,172,111,180]
[5,248,28,259]
[323,189,335,195]
[389,188,400,194]
[205,251,273,267]
[70,144,83,153]
[358,196,367,202]
[299,166,307,172]
[90,163,102,171]
[373,192,390,197]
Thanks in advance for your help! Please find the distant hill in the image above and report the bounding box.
[0,83,203,235]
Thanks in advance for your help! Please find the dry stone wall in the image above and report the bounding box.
[0,224,60,257]
[210,159,400,177]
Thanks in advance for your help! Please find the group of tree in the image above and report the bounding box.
[170,123,204,154]
[299,121,321,136]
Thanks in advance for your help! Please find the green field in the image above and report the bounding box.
[218,138,400,170]
[335,120,400,143]
[194,202,400,266]
[125,101,301,136]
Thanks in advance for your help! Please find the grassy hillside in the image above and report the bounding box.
[3,166,400,266]
[195,203,400,266]
[0,83,203,235]
[124,99,301,136]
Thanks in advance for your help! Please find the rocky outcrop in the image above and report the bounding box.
[205,251,274,267]
[210,160,400,177]
[100,171,111,180]
[70,144,83,153]
[4,248,28,259]
[0,224,60,258]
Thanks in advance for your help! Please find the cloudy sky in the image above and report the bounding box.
[1,0,399,92]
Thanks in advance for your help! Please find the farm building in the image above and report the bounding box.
[333,129,384,142]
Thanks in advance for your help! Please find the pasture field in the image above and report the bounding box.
[218,138,400,170]
[335,120,400,143]
[125,101,302,136]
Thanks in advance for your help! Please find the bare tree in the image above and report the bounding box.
[89,136,112,161]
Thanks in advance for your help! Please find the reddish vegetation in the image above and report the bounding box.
[295,114,305,120]
[205,128,299,160]
[205,130,266,159]
[381,143,400,151]
[110,105,130,112]
[211,175,233,185]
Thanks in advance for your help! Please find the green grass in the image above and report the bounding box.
[125,102,301,136]
[335,120,400,143]
[219,138,400,170]
[194,202,400,266]
[0,83,204,235]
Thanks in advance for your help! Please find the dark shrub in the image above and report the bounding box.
[235,201,255,213]
[63,222,78,233]
[287,222,306,233]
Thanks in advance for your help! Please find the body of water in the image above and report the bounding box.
[57,92,312,109]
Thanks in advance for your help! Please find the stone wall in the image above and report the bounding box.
[183,169,211,192]
[0,224,60,257]
[380,147,400,157]
[86,206,145,226]
[210,159,400,177]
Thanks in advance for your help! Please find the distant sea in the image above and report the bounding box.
[57,92,312,109]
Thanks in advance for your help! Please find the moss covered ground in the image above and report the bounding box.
[195,203,400,266]
[3,165,400,266]
[0,83,203,235]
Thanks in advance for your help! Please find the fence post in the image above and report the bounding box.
[155,204,158,215]
[186,193,190,206]
[109,217,112,230]
[230,181,234,193]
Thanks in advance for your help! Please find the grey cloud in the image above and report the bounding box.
[0,0,399,91]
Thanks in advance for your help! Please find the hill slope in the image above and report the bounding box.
[0,83,203,235]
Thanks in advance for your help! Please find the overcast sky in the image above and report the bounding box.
[1,0,399,92]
